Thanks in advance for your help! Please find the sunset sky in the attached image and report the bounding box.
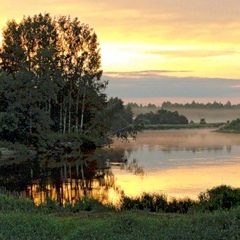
[1,1,240,104]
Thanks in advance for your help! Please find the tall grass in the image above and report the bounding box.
[0,207,239,239]
[0,185,240,239]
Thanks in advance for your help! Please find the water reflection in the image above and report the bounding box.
[1,129,240,204]
[0,150,125,206]
[111,129,240,199]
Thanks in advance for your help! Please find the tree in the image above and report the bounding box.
[55,16,105,134]
[0,13,62,136]
[0,13,138,148]
[105,98,139,140]
[135,109,188,125]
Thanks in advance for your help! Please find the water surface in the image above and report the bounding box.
[111,129,240,199]
[1,129,240,205]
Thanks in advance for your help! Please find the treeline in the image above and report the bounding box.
[135,109,188,125]
[127,101,240,109]
[162,100,240,109]
[0,13,138,149]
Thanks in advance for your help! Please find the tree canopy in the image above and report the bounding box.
[135,109,188,125]
[0,13,138,149]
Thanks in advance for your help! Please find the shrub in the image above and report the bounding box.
[198,185,240,211]
[121,193,169,212]
[0,193,36,212]
[72,197,112,212]
[166,197,195,213]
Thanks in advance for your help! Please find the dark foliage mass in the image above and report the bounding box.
[219,118,240,133]
[0,13,139,149]
[135,109,188,126]
[121,185,240,213]
[199,185,240,211]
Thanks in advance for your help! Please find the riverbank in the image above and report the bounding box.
[0,190,239,239]
[141,122,224,130]
[1,208,239,239]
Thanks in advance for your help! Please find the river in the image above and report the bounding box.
[0,128,240,205]
[111,129,240,200]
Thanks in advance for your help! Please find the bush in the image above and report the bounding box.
[121,193,175,213]
[198,185,240,211]
[72,197,112,212]
[0,193,36,213]
[166,197,195,213]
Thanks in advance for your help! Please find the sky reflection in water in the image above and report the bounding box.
[111,129,240,200]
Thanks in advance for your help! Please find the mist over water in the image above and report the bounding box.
[0,129,239,204]
[111,129,240,199]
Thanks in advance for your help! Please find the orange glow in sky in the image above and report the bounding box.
[0,0,240,79]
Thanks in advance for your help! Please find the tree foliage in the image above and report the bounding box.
[0,13,137,147]
[135,109,188,125]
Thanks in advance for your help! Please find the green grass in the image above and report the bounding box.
[0,185,240,239]
[0,208,239,239]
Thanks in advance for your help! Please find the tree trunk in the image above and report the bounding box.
[68,101,71,133]
[60,101,63,132]
[80,161,85,188]
[80,86,86,131]
[29,89,32,134]
[75,87,80,132]
[63,103,67,134]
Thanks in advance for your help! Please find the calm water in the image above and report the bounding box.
[111,129,240,200]
[0,129,240,205]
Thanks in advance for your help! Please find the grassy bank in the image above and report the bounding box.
[0,209,240,239]
[142,123,224,130]
[217,119,240,134]
[0,185,240,239]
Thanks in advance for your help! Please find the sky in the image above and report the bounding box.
[1,1,240,105]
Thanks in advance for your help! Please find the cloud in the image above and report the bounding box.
[103,72,240,104]
[104,70,192,78]
[1,0,240,79]
[146,49,240,58]
[1,0,240,45]
[229,84,240,89]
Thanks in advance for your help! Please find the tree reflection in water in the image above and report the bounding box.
[0,148,130,206]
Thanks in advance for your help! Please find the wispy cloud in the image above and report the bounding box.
[229,84,240,89]
[147,49,240,58]
[1,0,240,79]
[104,70,192,78]
[104,73,240,105]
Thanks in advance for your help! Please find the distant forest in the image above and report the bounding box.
[127,100,240,109]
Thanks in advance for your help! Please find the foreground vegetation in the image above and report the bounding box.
[0,207,240,239]
[0,185,240,239]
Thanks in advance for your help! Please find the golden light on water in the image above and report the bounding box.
[112,163,240,200]
[11,129,240,207]
[25,160,240,206]
[110,129,240,201]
